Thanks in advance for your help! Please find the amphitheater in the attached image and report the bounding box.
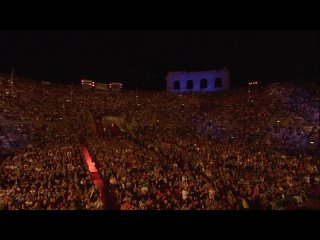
[0,74,319,210]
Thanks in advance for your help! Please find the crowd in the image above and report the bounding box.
[0,128,103,210]
[0,74,319,210]
[0,123,32,151]
[86,126,319,210]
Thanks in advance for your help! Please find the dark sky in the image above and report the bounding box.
[0,30,318,89]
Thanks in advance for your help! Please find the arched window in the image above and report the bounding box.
[200,78,208,89]
[214,78,222,88]
[173,81,180,90]
[186,80,193,90]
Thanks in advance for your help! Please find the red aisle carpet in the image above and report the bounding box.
[81,145,106,209]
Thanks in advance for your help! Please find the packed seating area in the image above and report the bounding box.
[0,122,103,210]
[0,74,319,210]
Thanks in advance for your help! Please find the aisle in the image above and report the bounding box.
[81,145,106,208]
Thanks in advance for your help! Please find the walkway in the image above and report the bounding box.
[81,145,106,209]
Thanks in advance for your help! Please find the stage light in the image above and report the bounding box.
[277,120,280,123]
[310,141,314,144]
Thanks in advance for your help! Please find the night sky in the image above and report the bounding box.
[0,30,318,89]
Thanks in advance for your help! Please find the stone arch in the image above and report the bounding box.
[200,78,208,89]
[214,77,222,88]
[186,80,193,90]
[173,80,180,90]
